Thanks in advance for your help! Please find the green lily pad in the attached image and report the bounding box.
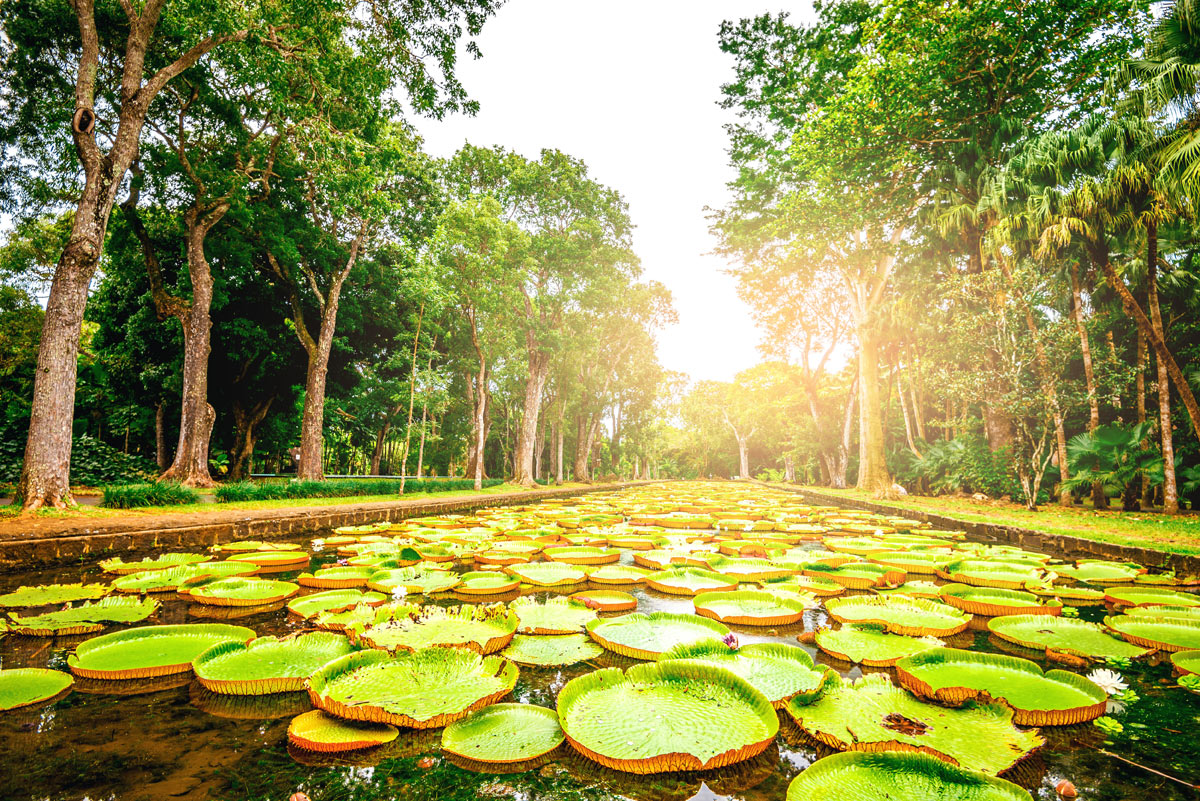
[501,634,604,667]
[187,577,299,606]
[287,710,398,752]
[358,603,518,653]
[937,560,1045,589]
[367,567,461,595]
[785,673,1043,775]
[0,583,109,608]
[308,647,518,728]
[586,612,730,660]
[442,703,564,763]
[1056,560,1144,584]
[1104,615,1200,652]
[0,668,74,711]
[1170,649,1200,675]
[813,624,944,666]
[802,563,905,589]
[1103,587,1200,608]
[505,562,589,587]
[557,661,778,773]
[896,648,1107,725]
[702,556,793,581]
[193,631,357,695]
[68,623,255,679]
[987,615,1149,660]
[692,590,808,626]
[824,596,970,637]
[100,553,208,574]
[7,596,159,636]
[511,596,597,634]
[287,589,387,619]
[645,567,738,596]
[662,641,829,707]
[542,546,621,565]
[875,580,944,599]
[786,752,1033,801]
[569,589,637,611]
[1123,605,1200,623]
[1023,582,1106,605]
[457,572,521,595]
[111,562,256,594]
[938,584,1062,617]
[297,566,376,588]
[766,575,845,596]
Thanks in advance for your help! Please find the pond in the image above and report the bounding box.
[0,483,1197,801]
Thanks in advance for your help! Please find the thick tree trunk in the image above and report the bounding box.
[1146,229,1178,514]
[155,402,168,470]
[856,325,892,494]
[555,416,565,484]
[370,420,392,476]
[296,288,343,482]
[513,351,549,486]
[1070,262,1104,509]
[471,364,489,490]
[229,396,273,481]
[573,414,591,482]
[534,410,546,482]
[1137,330,1153,508]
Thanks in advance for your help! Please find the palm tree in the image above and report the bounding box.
[1062,423,1164,511]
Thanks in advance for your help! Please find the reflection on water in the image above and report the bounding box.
[1,536,1198,801]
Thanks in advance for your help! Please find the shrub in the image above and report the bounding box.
[0,431,157,486]
[100,482,201,508]
[214,477,505,503]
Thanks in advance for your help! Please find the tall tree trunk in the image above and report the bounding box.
[555,413,565,484]
[534,409,547,482]
[830,375,857,489]
[1070,261,1105,509]
[229,395,273,481]
[573,414,591,482]
[1146,223,1178,514]
[896,366,922,458]
[513,351,550,486]
[856,325,892,494]
[370,419,393,476]
[296,301,340,481]
[155,402,168,470]
[1137,330,1152,508]
[1107,331,1122,419]
[397,304,425,492]
[471,364,489,490]
[416,411,430,478]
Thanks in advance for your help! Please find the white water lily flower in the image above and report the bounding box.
[391,586,408,600]
[1087,668,1128,696]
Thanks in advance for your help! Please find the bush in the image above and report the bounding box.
[0,431,157,486]
[100,482,201,508]
[897,434,1017,499]
[214,477,506,503]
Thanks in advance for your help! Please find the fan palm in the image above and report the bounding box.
[1062,423,1164,511]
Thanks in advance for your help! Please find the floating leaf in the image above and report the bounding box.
[358,604,517,653]
[824,596,969,637]
[68,624,255,680]
[287,710,398,752]
[0,668,74,711]
[692,590,809,626]
[586,612,729,660]
[987,615,1150,660]
[501,634,603,667]
[193,631,357,695]
[0,583,109,608]
[441,703,564,763]
[814,624,943,666]
[662,640,829,707]
[786,752,1032,801]
[7,596,159,636]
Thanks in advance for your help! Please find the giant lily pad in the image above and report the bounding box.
[634,549,711,570]
[297,566,375,589]
[557,661,778,774]
[287,710,398,752]
[193,631,357,694]
[987,615,1149,660]
[1056,560,1144,584]
[570,589,637,612]
[187,577,299,607]
[441,703,564,763]
[100,553,207,574]
[785,673,1042,775]
[645,567,738,596]
[586,612,729,660]
[586,565,653,585]
[692,590,809,626]
[786,752,1033,801]
[287,589,387,619]
[802,563,905,590]
[0,668,74,711]
[662,641,829,707]
[0,583,109,608]
[456,572,521,596]
[112,562,256,594]
[1123,605,1200,623]
[1103,587,1200,608]
[314,602,382,632]
[511,596,597,634]
[367,567,461,595]
[1023,582,1106,606]
[896,648,1107,725]
[307,647,518,728]
[542,546,621,565]
[502,634,604,667]
[865,551,955,574]
[938,584,1061,617]
[7,596,159,636]
[1171,650,1200,675]
[703,556,793,581]
[824,596,970,637]
[357,604,518,654]
[224,551,310,572]
[68,623,255,679]
[1104,615,1200,652]
[767,575,845,597]
[814,624,943,667]
[937,560,1045,589]
[505,562,588,587]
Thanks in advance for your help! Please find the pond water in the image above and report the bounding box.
[0,488,1198,801]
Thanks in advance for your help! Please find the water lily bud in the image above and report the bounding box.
[289,793,311,801]
[1055,779,1078,798]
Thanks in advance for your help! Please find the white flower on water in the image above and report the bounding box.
[1087,668,1128,696]
[391,586,408,600]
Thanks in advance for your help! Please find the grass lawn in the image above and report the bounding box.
[0,482,593,520]
[788,485,1200,557]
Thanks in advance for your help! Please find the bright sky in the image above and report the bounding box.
[415,0,814,383]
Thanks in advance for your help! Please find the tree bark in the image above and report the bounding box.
[1146,224,1178,514]
[229,395,273,481]
[513,350,550,486]
[555,412,565,484]
[155,402,168,470]
[1137,329,1152,508]
[855,325,892,494]
[1070,261,1104,509]
[370,419,393,476]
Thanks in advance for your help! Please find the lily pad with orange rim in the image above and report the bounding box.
[938,585,1062,617]
[504,562,589,587]
[511,596,597,634]
[296,566,375,589]
[1104,614,1200,652]
[1055,560,1145,584]
[456,571,521,596]
[286,589,387,620]
[764,575,845,597]
[633,549,711,570]
[1023,582,1106,606]
[936,560,1046,590]
[801,563,906,590]
[692,590,809,626]
[68,623,255,680]
[0,668,74,711]
[661,641,830,707]
[224,551,310,573]
[501,633,604,667]
[784,673,1043,775]
[645,567,738,596]
[100,553,208,575]
[557,660,777,774]
[703,556,793,582]
[187,577,299,607]
[112,562,257,594]
[193,631,357,695]
[0,583,110,608]
[586,612,729,660]
[587,565,653,585]
[6,595,159,636]
[441,703,564,763]
[986,615,1149,660]
[1103,587,1200,608]
[1171,649,1200,675]
[786,752,1033,801]
[287,709,399,752]
[366,566,461,595]
[824,596,970,637]
[813,624,944,667]
[356,603,518,654]
[895,648,1107,725]
[307,646,518,728]
[570,589,637,612]
[542,546,621,565]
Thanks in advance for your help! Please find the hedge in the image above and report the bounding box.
[213,477,506,503]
